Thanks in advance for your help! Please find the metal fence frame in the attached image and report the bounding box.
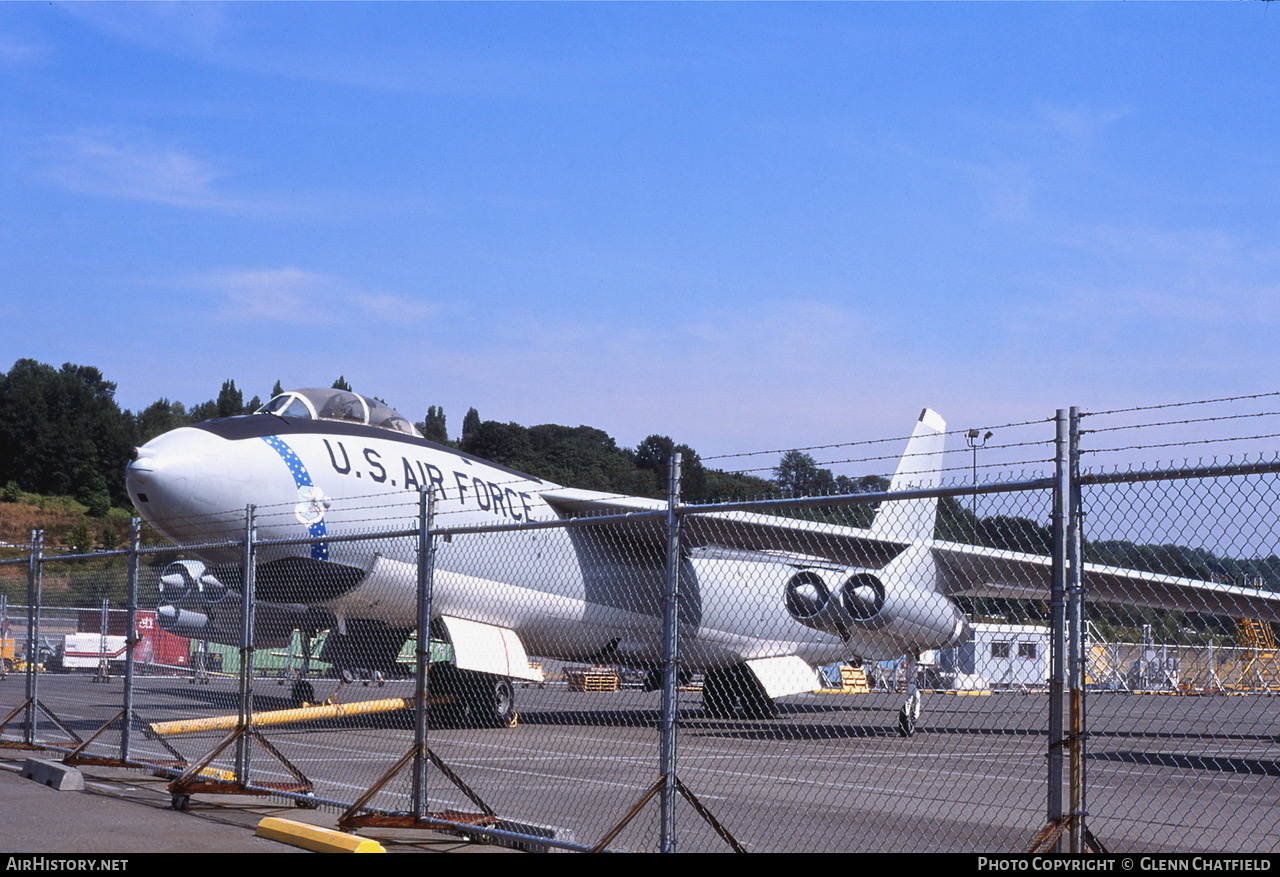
[3,406,1278,852]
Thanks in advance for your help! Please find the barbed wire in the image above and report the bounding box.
[1082,390,1280,419]
[701,417,1052,465]
[1082,409,1280,436]
[1082,431,1280,457]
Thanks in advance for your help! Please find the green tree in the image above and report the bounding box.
[0,360,134,506]
[633,435,707,498]
[332,376,352,391]
[462,407,481,442]
[135,399,189,443]
[421,405,448,444]
[462,420,534,466]
[67,519,95,553]
[773,450,834,497]
[215,379,245,418]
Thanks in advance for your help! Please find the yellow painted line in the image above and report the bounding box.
[256,817,384,853]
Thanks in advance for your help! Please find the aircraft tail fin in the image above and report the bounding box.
[869,408,947,543]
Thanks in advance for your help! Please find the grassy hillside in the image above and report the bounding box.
[0,493,134,552]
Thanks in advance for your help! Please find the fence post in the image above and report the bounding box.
[413,487,437,819]
[1066,406,1087,853]
[97,599,111,679]
[1048,410,1069,847]
[235,505,257,783]
[23,530,44,746]
[121,518,141,761]
[659,452,683,853]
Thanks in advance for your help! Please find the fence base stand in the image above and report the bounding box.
[168,725,315,810]
[1027,817,1108,854]
[591,774,746,853]
[338,743,498,843]
[0,697,83,751]
[63,708,172,768]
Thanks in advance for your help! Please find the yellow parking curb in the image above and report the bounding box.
[256,817,385,853]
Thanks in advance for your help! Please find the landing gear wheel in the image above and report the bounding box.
[897,709,916,738]
[291,680,315,707]
[473,675,516,727]
[295,793,318,810]
[897,673,922,738]
[171,794,191,811]
[431,666,517,727]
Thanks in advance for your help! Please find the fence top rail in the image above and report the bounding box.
[1080,458,1280,486]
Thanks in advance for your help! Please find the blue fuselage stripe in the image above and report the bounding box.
[260,435,329,561]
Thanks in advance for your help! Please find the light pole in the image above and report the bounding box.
[966,428,993,542]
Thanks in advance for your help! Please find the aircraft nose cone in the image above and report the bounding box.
[128,445,155,473]
[125,441,173,503]
[124,428,244,542]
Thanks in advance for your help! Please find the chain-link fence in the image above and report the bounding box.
[2,400,1278,852]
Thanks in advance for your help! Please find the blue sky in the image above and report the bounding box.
[2,3,1278,470]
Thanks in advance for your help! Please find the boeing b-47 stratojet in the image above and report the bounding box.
[126,388,1280,735]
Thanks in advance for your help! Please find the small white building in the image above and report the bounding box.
[937,623,1050,690]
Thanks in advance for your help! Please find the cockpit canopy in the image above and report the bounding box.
[256,388,422,437]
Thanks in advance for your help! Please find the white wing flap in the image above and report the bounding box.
[438,616,544,681]
[744,655,821,698]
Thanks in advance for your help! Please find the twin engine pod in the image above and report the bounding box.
[155,560,307,649]
[159,560,231,605]
[783,567,972,657]
[154,560,231,638]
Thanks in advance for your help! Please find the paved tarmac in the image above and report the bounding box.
[4,673,1279,854]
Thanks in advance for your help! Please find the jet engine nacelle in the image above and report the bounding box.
[155,560,310,649]
[784,567,971,660]
[159,560,231,605]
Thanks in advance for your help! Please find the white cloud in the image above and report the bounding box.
[43,131,267,212]
[1035,102,1129,143]
[0,32,47,66]
[188,267,436,327]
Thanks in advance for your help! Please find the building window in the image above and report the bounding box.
[991,641,1011,658]
[1018,642,1038,659]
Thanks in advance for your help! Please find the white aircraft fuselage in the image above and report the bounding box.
[125,390,972,688]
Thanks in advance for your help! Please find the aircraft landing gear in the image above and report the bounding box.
[433,665,518,728]
[290,680,316,707]
[897,654,922,738]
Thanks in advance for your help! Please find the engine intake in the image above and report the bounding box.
[784,571,831,621]
[159,560,230,605]
[784,568,970,658]
[841,573,886,620]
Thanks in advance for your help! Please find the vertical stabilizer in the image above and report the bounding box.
[869,408,947,543]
